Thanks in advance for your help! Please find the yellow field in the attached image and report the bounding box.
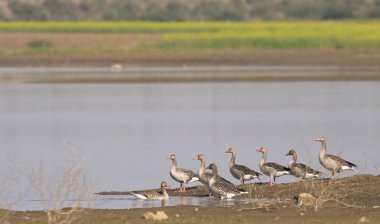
[0,21,380,49]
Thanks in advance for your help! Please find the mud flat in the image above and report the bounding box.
[3,175,380,224]
[1,65,379,83]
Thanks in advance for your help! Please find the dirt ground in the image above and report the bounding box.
[3,175,380,224]
[1,48,380,67]
[0,33,380,67]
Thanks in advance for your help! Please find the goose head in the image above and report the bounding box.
[285,149,296,156]
[256,147,267,154]
[166,154,176,160]
[314,136,326,142]
[160,181,171,188]
[225,147,236,154]
[193,154,204,161]
[206,163,217,172]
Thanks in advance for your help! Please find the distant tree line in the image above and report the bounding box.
[1,0,380,21]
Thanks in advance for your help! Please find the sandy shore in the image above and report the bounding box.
[1,65,379,83]
[1,47,380,83]
[3,175,380,224]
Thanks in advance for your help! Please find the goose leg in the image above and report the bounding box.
[269,175,274,186]
[332,171,336,180]
[178,182,184,192]
[241,179,244,185]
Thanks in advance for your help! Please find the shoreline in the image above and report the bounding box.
[1,64,379,83]
[2,175,380,224]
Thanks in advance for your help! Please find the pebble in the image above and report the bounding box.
[143,211,168,221]
[175,214,180,218]
[296,193,316,206]
[300,212,304,216]
[359,216,370,223]
[111,64,123,72]
[194,208,198,212]
[373,205,379,209]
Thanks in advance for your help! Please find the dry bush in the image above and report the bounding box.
[302,178,365,211]
[29,144,93,224]
[0,158,30,224]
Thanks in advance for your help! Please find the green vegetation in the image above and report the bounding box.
[27,39,52,49]
[1,21,380,50]
[0,0,380,21]
[157,21,380,49]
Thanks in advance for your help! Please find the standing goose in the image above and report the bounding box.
[285,149,323,180]
[256,147,291,186]
[314,136,357,180]
[131,181,170,200]
[225,147,261,184]
[167,154,199,192]
[207,163,248,199]
[193,154,233,186]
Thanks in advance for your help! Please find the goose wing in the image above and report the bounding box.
[264,162,290,171]
[327,154,357,168]
[131,191,159,200]
[293,163,323,175]
[234,164,262,176]
[177,168,197,178]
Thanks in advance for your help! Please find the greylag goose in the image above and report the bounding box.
[206,163,248,199]
[285,149,323,180]
[256,147,291,186]
[225,147,261,184]
[314,136,357,180]
[131,181,170,200]
[167,154,199,192]
[193,154,233,186]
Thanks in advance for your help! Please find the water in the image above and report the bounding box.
[15,195,275,211]
[0,79,380,210]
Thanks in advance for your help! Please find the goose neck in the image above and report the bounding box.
[260,150,267,167]
[171,158,177,171]
[198,158,205,176]
[161,186,169,198]
[229,152,236,168]
[320,140,327,158]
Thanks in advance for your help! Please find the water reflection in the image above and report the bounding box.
[15,195,278,211]
[91,195,278,209]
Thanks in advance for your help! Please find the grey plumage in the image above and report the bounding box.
[225,147,261,184]
[315,136,358,180]
[131,181,170,200]
[168,154,199,192]
[206,163,248,199]
[286,149,323,180]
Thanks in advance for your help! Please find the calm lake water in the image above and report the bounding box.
[1,80,380,210]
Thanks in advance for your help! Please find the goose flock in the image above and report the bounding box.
[131,136,358,200]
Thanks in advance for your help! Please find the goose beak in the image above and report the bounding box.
[314,137,320,141]
[255,148,261,152]
[285,152,290,156]
[193,156,199,160]
[166,156,171,160]
[224,150,229,153]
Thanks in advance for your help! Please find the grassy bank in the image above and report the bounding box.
[1,21,380,67]
[1,21,380,50]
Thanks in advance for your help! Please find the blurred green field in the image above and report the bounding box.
[1,21,380,49]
